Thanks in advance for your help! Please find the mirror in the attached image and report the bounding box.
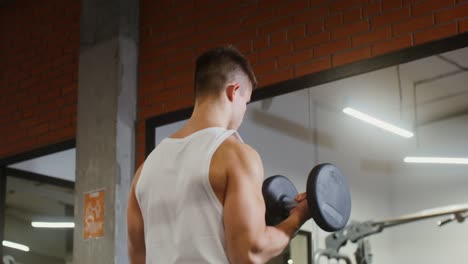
[3,149,76,264]
[151,46,468,264]
[268,230,312,264]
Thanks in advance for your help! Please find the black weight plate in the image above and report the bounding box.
[307,163,351,232]
[262,175,299,226]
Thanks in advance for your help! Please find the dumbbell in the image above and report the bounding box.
[262,163,351,232]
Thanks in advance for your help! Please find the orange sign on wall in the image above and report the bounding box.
[84,190,105,239]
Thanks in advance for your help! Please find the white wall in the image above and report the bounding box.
[389,116,468,264]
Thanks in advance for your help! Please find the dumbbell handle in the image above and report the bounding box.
[281,196,298,211]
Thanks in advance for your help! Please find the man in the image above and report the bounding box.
[127,46,311,263]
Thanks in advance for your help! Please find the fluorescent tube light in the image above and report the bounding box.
[343,107,414,138]
[404,157,468,164]
[31,222,75,228]
[2,240,30,252]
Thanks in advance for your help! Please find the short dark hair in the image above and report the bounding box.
[194,45,257,98]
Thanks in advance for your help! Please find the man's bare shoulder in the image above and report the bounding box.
[219,136,260,159]
[216,136,263,180]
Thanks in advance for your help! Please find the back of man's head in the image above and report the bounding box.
[194,45,257,99]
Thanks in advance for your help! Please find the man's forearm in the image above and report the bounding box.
[251,214,303,263]
[274,213,304,238]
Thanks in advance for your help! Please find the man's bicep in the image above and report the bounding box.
[223,147,266,248]
[127,165,145,263]
[127,183,144,240]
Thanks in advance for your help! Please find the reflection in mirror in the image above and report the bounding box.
[152,46,468,264]
[4,148,75,264]
[4,174,74,264]
[8,149,76,182]
[268,230,311,264]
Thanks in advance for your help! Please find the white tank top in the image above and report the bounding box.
[136,127,242,264]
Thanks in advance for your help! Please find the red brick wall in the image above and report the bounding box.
[0,0,80,159]
[137,0,468,164]
[0,0,465,164]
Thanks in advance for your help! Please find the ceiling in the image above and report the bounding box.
[402,48,468,126]
[6,176,73,220]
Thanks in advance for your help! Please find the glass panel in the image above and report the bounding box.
[304,47,468,264]
[268,231,311,264]
[8,149,76,182]
[149,46,468,264]
[3,175,74,264]
[289,232,309,264]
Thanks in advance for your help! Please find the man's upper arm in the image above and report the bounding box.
[222,141,267,262]
[127,164,145,263]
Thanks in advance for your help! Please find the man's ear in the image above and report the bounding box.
[226,83,240,102]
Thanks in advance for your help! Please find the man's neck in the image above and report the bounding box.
[174,99,231,138]
[189,99,230,128]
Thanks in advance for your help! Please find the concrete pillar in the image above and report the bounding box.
[73,0,138,263]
